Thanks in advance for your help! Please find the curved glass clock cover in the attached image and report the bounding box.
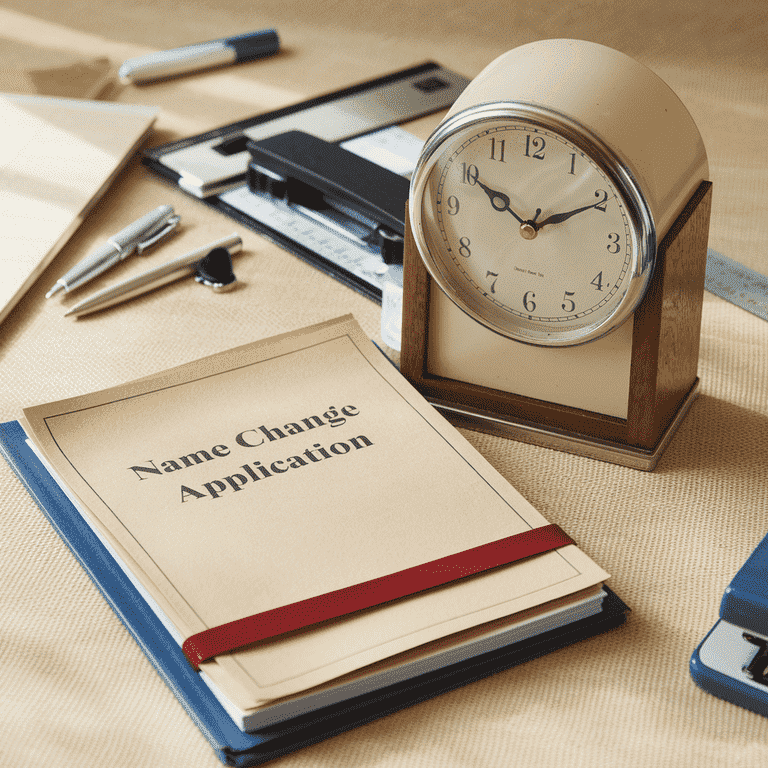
[410,105,656,347]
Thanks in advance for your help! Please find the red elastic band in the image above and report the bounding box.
[182,523,574,670]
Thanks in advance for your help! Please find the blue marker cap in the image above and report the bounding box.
[226,29,280,62]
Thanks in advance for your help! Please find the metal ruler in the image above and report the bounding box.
[706,249,768,322]
[218,187,768,316]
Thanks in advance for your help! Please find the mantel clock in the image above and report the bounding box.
[401,39,712,470]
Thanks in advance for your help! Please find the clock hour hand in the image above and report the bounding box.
[536,190,609,228]
[474,178,525,225]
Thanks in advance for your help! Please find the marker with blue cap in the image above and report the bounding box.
[118,29,280,84]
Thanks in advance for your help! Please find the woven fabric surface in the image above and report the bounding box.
[1,2,768,766]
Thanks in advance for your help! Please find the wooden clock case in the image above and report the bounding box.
[400,179,712,470]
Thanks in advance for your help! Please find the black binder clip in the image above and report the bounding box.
[194,247,238,292]
[245,130,408,265]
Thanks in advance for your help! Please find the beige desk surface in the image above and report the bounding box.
[2,2,768,766]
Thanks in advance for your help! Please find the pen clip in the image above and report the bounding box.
[136,214,182,255]
[193,247,238,292]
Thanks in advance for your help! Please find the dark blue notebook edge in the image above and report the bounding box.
[720,534,768,634]
[0,419,260,763]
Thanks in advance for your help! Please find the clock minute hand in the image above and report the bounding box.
[474,178,525,225]
[536,190,610,229]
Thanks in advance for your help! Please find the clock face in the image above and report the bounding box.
[410,108,653,346]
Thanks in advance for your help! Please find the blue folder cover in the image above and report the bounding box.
[720,534,768,634]
[1,419,628,766]
[691,532,768,717]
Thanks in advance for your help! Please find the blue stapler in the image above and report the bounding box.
[691,533,768,715]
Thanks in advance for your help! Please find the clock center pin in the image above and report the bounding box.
[519,222,538,240]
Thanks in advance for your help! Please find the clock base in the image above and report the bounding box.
[425,380,699,471]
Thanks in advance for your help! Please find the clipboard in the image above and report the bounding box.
[143,62,469,302]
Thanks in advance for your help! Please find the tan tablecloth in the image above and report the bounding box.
[2,1,768,766]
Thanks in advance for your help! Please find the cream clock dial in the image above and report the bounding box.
[412,107,652,346]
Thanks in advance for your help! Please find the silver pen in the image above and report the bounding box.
[65,234,242,317]
[46,205,181,298]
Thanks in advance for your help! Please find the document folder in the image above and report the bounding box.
[0,419,628,766]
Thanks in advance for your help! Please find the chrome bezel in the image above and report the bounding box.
[408,102,657,347]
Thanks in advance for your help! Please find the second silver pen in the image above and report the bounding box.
[65,234,242,317]
[46,205,180,298]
